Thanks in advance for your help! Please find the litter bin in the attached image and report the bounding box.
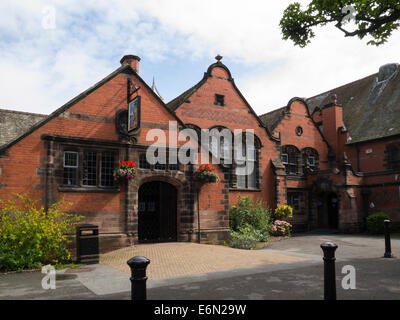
[76,224,99,264]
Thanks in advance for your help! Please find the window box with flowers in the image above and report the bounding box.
[194,164,219,183]
[114,160,136,189]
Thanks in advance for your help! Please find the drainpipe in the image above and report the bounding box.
[197,188,201,243]
[278,132,282,157]
[361,188,371,231]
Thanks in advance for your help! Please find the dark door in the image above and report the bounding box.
[138,181,177,242]
[327,193,339,229]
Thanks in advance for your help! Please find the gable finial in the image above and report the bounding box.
[215,54,223,62]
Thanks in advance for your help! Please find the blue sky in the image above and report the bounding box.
[0,1,399,116]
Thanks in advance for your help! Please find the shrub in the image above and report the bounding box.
[230,230,258,250]
[0,194,83,271]
[274,205,293,220]
[229,196,272,246]
[367,212,390,234]
[270,220,292,237]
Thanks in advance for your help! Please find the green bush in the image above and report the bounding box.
[229,230,258,250]
[367,212,390,234]
[229,196,272,246]
[0,194,83,271]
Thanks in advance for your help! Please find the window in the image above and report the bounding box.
[154,162,167,170]
[63,149,117,188]
[168,162,179,171]
[209,126,232,163]
[185,123,202,152]
[309,155,315,167]
[281,145,300,175]
[101,151,115,187]
[83,151,97,186]
[139,150,179,171]
[386,143,400,170]
[235,133,260,189]
[281,153,288,165]
[139,154,151,169]
[301,147,319,172]
[214,94,225,106]
[63,151,78,186]
[287,192,301,211]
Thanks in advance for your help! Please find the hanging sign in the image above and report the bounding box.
[128,96,141,132]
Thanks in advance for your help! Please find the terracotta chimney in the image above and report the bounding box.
[120,55,141,73]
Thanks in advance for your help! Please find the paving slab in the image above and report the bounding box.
[100,242,305,280]
[264,233,400,260]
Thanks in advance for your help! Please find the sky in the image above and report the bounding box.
[0,0,399,116]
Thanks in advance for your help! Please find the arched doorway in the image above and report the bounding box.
[327,193,339,229]
[138,181,177,242]
[316,192,339,229]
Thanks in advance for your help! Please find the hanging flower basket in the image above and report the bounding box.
[114,160,136,188]
[194,165,219,183]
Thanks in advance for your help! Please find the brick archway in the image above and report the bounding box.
[311,176,340,230]
[127,171,194,244]
[138,181,178,242]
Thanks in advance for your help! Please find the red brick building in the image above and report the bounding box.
[1,55,399,252]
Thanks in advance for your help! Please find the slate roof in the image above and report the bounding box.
[307,63,400,144]
[258,106,286,133]
[260,63,400,145]
[0,63,184,152]
[0,109,47,146]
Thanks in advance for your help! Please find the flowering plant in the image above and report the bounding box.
[114,160,136,188]
[270,220,292,237]
[274,205,293,220]
[194,164,219,183]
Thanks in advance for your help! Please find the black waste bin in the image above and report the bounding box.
[76,224,99,264]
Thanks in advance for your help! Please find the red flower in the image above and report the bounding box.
[118,160,136,168]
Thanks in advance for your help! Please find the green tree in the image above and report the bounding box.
[280,0,400,47]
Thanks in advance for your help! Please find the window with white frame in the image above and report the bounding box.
[63,151,78,186]
[235,134,259,189]
[63,149,117,188]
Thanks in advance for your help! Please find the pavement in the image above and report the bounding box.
[100,242,304,280]
[0,232,399,300]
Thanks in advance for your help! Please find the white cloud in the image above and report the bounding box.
[0,0,399,116]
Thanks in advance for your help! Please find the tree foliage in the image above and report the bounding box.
[280,0,400,47]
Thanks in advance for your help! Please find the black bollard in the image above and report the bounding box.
[127,256,150,301]
[384,220,393,258]
[321,242,338,300]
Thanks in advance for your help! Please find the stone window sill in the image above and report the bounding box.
[58,186,120,193]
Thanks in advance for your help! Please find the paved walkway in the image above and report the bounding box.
[265,232,400,260]
[100,242,305,280]
[1,233,398,300]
